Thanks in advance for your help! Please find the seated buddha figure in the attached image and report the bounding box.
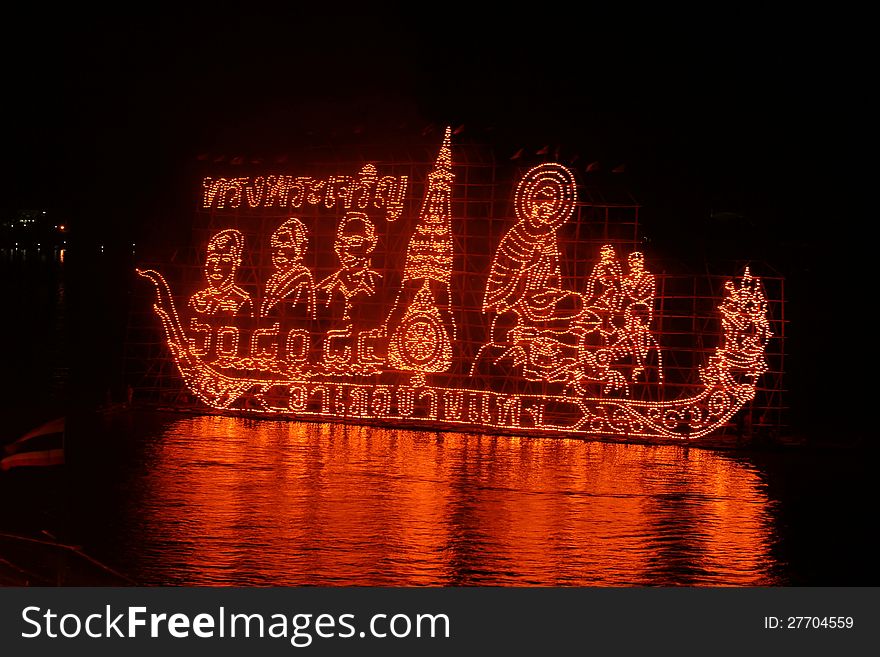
[473,164,589,383]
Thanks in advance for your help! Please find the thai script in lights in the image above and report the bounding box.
[202,166,408,221]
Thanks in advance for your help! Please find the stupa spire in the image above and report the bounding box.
[387,127,456,378]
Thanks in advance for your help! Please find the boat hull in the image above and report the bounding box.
[137,269,769,441]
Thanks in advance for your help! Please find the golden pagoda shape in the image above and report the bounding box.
[386,127,456,381]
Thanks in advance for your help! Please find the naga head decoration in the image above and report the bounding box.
[719,268,771,378]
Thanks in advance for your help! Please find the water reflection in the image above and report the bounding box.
[122,415,780,586]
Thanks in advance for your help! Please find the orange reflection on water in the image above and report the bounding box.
[134,416,779,585]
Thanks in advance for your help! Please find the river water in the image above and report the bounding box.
[92,413,792,586]
[1,407,863,587]
[4,411,792,586]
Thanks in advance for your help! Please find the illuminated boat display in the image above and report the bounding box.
[138,128,772,441]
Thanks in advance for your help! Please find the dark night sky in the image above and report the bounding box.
[1,9,872,435]
[3,11,868,243]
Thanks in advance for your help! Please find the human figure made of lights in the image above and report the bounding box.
[189,229,252,317]
[569,245,627,397]
[316,211,383,371]
[585,244,624,339]
[187,228,252,362]
[475,164,586,383]
[260,218,316,319]
[613,251,663,383]
[572,249,663,395]
[622,251,654,308]
[246,218,318,372]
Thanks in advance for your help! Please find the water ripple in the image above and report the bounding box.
[107,415,783,586]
